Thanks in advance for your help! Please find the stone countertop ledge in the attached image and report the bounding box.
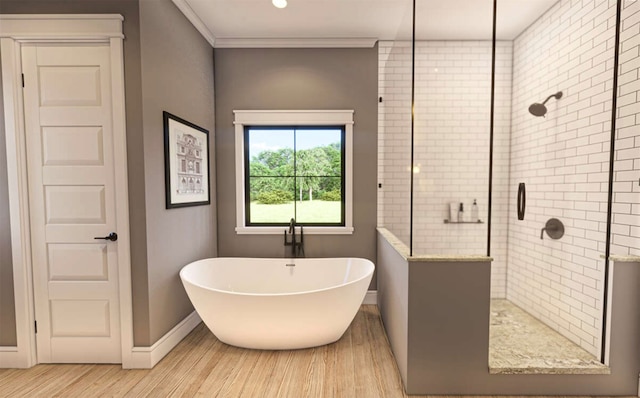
[608,255,640,262]
[599,254,640,262]
[377,227,493,262]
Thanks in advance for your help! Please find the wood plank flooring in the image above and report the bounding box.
[0,305,631,398]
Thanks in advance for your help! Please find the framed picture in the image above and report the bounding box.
[163,111,210,208]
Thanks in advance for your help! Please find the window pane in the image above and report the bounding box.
[248,129,294,176]
[295,177,342,224]
[245,126,345,226]
[248,177,295,224]
[295,129,342,178]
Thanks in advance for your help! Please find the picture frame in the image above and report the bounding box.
[163,111,210,208]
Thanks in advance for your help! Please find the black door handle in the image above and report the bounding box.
[94,232,118,242]
[517,183,526,220]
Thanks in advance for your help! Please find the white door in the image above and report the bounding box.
[22,44,122,363]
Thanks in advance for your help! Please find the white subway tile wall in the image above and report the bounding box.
[378,0,639,358]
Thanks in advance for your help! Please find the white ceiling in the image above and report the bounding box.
[174,0,559,47]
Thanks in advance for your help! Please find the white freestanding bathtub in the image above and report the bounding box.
[179,257,374,350]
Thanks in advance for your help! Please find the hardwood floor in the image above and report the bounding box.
[0,305,631,397]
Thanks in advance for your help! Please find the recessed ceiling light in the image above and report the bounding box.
[272,0,287,8]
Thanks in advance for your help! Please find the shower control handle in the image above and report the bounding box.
[540,219,564,240]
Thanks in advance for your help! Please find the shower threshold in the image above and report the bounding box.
[489,299,610,375]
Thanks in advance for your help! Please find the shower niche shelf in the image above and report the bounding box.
[444,219,484,224]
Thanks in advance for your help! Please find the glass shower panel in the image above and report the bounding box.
[612,0,640,257]
[501,0,617,360]
[491,32,515,299]
[377,0,414,248]
[412,0,494,255]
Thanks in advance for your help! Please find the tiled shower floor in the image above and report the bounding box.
[489,299,610,374]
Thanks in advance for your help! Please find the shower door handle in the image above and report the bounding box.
[517,183,526,220]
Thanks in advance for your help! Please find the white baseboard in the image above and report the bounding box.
[0,346,27,368]
[126,311,202,369]
[363,290,377,305]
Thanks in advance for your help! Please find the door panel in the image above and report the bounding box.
[39,66,102,106]
[42,126,105,166]
[48,244,108,281]
[22,44,121,363]
[50,300,110,337]
[45,186,107,224]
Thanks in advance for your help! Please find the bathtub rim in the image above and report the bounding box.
[179,256,375,298]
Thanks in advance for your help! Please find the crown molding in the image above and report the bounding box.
[172,0,216,47]
[171,0,377,49]
[214,37,377,48]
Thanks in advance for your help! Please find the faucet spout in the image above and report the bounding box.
[290,218,295,257]
[284,218,303,258]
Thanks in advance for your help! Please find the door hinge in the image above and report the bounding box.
[34,320,37,334]
[21,73,25,88]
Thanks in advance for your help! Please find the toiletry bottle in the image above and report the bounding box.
[458,202,464,222]
[449,202,457,222]
[471,199,479,222]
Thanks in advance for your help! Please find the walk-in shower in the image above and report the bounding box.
[378,0,636,375]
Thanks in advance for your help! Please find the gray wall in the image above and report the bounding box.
[0,50,17,347]
[214,47,378,286]
[138,0,216,344]
[376,233,408,385]
[0,0,216,347]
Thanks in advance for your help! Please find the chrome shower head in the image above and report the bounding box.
[528,91,563,117]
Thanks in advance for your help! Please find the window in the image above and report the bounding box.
[245,127,344,226]
[234,110,354,234]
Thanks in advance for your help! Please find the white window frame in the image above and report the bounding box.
[234,110,354,235]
